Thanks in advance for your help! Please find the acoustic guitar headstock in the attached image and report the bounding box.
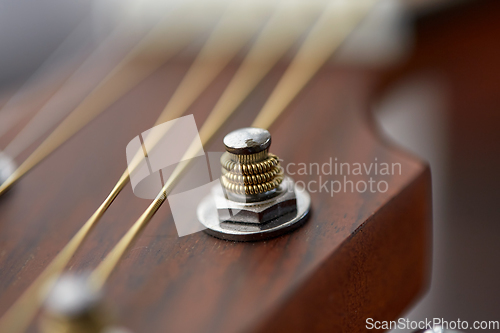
[0,1,432,332]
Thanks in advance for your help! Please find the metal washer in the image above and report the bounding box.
[197,184,311,242]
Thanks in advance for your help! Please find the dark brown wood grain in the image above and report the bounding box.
[0,30,434,333]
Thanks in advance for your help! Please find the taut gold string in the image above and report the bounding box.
[0,1,377,331]
[0,3,278,333]
[251,0,374,129]
[89,0,377,290]
[0,8,200,197]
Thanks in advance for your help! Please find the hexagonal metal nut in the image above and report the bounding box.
[213,177,297,225]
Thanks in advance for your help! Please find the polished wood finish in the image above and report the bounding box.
[0,55,431,332]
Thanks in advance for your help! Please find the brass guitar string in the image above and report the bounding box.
[0,6,214,333]
[0,0,376,331]
[1,23,149,160]
[0,18,100,141]
[251,0,375,129]
[0,5,205,197]
[90,0,377,290]
[0,3,303,332]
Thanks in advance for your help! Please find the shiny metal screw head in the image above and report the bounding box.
[198,127,311,242]
[43,274,101,318]
[40,274,107,333]
[223,127,271,155]
[220,128,282,197]
[40,274,131,333]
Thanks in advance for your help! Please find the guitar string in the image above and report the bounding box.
[0,4,281,333]
[0,5,204,197]
[0,7,208,333]
[0,18,99,141]
[1,23,150,160]
[252,0,375,129]
[89,0,377,290]
[0,0,376,330]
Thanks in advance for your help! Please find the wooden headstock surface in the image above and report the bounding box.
[0,58,431,332]
[0,1,444,331]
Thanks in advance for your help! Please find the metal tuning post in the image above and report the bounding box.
[197,127,311,241]
[39,274,131,333]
